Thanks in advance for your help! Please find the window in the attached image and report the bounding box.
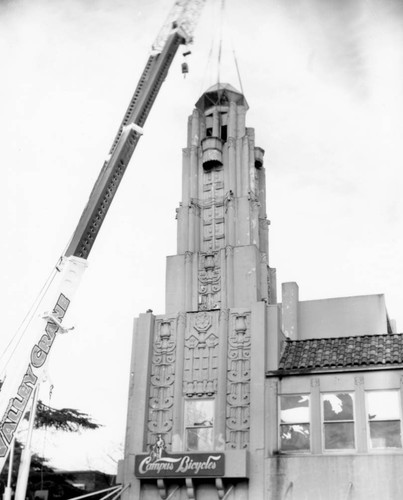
[220,125,227,142]
[184,399,214,451]
[322,393,355,450]
[367,390,402,449]
[206,127,213,137]
[280,395,310,451]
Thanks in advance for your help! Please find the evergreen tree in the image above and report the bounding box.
[0,399,101,500]
[31,400,99,432]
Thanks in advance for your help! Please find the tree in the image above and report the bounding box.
[0,399,101,500]
[30,400,100,432]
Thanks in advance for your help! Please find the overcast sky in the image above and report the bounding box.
[1,0,403,473]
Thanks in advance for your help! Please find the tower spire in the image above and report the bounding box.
[166,83,275,313]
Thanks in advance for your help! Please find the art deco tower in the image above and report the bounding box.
[166,83,275,313]
[122,83,275,499]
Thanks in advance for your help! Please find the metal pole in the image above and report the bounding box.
[15,384,40,500]
[68,486,122,500]
[108,484,129,500]
[3,438,15,500]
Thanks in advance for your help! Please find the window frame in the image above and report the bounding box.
[278,393,311,454]
[321,392,356,453]
[366,389,403,451]
[184,398,215,452]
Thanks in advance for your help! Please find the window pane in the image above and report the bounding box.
[185,399,214,427]
[324,422,355,450]
[280,424,310,451]
[370,421,402,448]
[280,395,309,424]
[186,427,214,451]
[367,391,401,421]
[323,393,354,421]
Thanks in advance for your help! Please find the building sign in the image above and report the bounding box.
[135,435,225,478]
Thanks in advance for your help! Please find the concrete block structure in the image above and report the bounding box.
[120,84,403,499]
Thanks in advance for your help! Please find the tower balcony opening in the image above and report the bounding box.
[254,147,265,169]
[201,136,224,168]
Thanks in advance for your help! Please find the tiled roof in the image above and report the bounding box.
[278,334,403,372]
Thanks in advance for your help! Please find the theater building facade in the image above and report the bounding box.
[119,84,403,499]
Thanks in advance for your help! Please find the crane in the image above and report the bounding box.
[0,0,206,478]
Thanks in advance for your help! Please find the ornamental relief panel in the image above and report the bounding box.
[147,319,176,450]
[202,166,225,252]
[198,252,221,311]
[183,311,219,397]
[226,313,251,450]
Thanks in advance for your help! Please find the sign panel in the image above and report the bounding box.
[135,435,225,478]
[135,451,225,478]
[135,434,225,478]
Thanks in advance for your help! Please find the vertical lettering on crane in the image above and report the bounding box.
[0,293,70,457]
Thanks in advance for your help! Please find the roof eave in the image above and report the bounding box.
[267,364,403,378]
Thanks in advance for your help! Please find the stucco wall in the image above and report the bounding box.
[297,294,388,339]
[266,454,403,500]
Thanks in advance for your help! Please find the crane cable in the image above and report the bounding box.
[202,0,244,95]
[0,230,75,380]
[216,0,225,87]
[0,266,58,380]
[232,44,245,97]
[199,0,220,96]
[221,0,245,95]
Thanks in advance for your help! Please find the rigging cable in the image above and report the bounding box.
[216,0,226,87]
[226,3,245,96]
[199,43,215,96]
[0,225,77,380]
[232,47,245,96]
[199,0,220,96]
[0,265,58,379]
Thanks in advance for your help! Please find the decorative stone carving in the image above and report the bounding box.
[226,313,251,449]
[183,312,219,397]
[354,375,364,386]
[202,165,225,251]
[198,252,221,311]
[195,311,211,331]
[147,319,176,450]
